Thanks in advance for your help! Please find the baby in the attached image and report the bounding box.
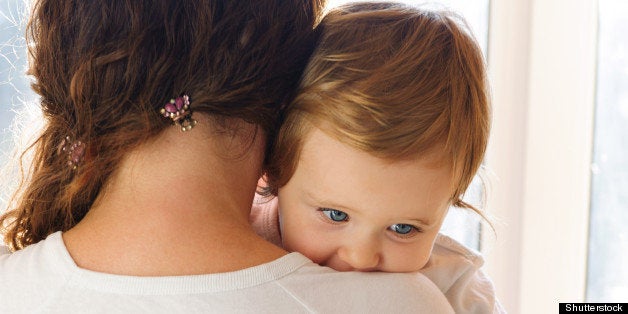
[252,2,504,313]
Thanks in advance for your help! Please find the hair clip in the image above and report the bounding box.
[59,136,86,170]
[160,94,197,132]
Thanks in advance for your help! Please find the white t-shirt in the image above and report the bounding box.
[0,232,454,313]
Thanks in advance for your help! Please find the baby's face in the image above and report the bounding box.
[278,127,453,272]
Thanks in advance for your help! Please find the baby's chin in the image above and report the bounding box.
[322,260,426,273]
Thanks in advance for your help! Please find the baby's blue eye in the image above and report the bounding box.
[389,224,415,235]
[321,208,349,222]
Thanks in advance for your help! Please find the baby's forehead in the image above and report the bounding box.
[294,130,452,202]
[301,123,452,168]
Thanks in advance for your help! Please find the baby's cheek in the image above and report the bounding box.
[383,243,433,272]
[414,250,432,270]
[282,227,328,262]
[289,240,331,266]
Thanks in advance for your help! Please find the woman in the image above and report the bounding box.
[0,0,452,312]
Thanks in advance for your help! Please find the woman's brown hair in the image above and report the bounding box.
[1,0,326,250]
[264,2,491,216]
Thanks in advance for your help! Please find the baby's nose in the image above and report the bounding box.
[337,240,381,271]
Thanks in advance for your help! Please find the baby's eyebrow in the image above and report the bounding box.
[303,190,355,211]
[302,190,323,204]
[407,218,434,228]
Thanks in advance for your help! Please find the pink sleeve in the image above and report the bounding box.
[249,195,283,247]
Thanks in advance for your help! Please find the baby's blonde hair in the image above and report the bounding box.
[264,2,491,215]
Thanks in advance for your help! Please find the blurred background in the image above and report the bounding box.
[1,0,626,313]
[0,0,32,161]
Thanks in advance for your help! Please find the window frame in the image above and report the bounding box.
[484,0,597,312]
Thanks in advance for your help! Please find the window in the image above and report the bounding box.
[488,0,598,312]
[586,0,628,302]
[0,0,33,210]
[0,0,28,149]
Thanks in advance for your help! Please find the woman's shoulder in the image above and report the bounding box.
[0,231,69,279]
[1,231,64,261]
[0,245,9,256]
[282,257,454,313]
[0,232,70,312]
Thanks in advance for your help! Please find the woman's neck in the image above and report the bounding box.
[63,117,286,276]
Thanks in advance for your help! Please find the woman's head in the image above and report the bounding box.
[28,0,325,150]
[266,2,491,211]
[1,0,326,250]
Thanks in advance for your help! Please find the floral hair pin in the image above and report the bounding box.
[59,136,86,170]
[160,94,197,132]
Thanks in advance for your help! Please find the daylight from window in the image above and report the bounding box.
[586,0,628,302]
